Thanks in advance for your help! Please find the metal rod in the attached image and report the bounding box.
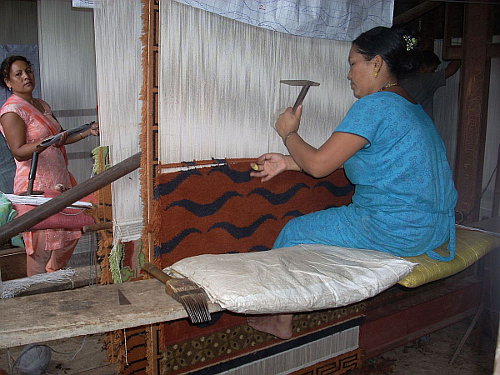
[0,152,141,243]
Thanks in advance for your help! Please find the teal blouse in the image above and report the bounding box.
[274,92,457,261]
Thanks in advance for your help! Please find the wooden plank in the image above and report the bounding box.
[11,266,101,297]
[489,43,500,58]
[393,1,441,25]
[0,248,26,280]
[0,278,222,349]
[454,3,493,222]
[359,276,482,358]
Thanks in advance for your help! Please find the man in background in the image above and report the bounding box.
[401,50,461,119]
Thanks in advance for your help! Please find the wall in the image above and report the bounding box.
[0,0,38,45]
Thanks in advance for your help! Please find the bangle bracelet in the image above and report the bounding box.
[283,131,298,146]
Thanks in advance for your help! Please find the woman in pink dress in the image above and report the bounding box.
[0,55,99,276]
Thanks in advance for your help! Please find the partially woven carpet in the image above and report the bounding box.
[151,159,362,374]
[152,159,354,264]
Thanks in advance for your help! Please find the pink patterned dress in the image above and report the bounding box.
[0,94,81,255]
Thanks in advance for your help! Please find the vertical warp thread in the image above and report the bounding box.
[158,2,355,164]
[93,0,143,242]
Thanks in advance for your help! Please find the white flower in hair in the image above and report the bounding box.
[403,35,418,51]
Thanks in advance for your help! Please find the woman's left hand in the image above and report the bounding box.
[53,131,68,147]
[275,105,302,139]
[250,153,290,182]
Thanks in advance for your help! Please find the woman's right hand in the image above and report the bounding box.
[275,105,302,140]
[250,153,289,182]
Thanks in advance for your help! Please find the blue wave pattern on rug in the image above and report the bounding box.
[314,180,355,196]
[153,160,354,262]
[165,191,244,217]
[208,164,253,183]
[154,228,202,256]
[208,214,277,239]
[154,168,202,199]
[247,184,310,205]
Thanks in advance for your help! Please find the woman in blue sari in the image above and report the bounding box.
[249,26,457,339]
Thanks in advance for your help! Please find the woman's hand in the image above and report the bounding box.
[53,131,68,147]
[90,121,99,136]
[275,105,302,140]
[250,153,293,182]
[68,121,100,145]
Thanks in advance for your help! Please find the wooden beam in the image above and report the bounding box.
[443,3,463,61]
[0,152,141,243]
[454,3,493,222]
[489,43,500,58]
[0,278,222,348]
[393,1,442,25]
[443,45,463,60]
[360,276,481,358]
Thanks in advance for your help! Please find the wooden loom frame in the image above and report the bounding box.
[1,2,499,374]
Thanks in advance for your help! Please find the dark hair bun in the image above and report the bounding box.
[352,26,420,78]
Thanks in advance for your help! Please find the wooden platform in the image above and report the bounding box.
[360,274,483,358]
[0,279,222,349]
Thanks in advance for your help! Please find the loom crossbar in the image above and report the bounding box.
[0,152,141,244]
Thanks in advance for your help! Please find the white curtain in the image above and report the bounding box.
[93,0,143,241]
[159,1,355,165]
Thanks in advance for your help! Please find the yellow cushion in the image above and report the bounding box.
[398,229,500,288]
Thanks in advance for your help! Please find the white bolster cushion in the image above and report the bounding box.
[167,244,417,314]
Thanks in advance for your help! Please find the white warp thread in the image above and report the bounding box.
[0,268,76,299]
[159,1,355,164]
[93,0,143,242]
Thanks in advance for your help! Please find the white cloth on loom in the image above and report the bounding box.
[167,244,417,314]
[173,0,394,41]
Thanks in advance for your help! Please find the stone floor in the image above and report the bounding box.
[0,334,115,375]
[349,315,499,375]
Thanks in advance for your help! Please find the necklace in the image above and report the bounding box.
[378,82,399,91]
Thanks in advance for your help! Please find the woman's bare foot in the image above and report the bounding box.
[247,314,293,339]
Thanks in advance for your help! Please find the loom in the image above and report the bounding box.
[93,1,499,374]
[2,1,499,375]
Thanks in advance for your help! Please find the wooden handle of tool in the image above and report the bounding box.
[292,85,311,113]
[27,151,39,195]
[142,262,172,284]
[82,222,113,233]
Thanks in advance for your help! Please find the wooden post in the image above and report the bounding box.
[0,152,141,243]
[454,3,493,223]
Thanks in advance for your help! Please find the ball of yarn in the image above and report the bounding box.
[14,344,51,375]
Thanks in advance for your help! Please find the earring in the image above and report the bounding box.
[372,71,378,78]
[8,87,12,92]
